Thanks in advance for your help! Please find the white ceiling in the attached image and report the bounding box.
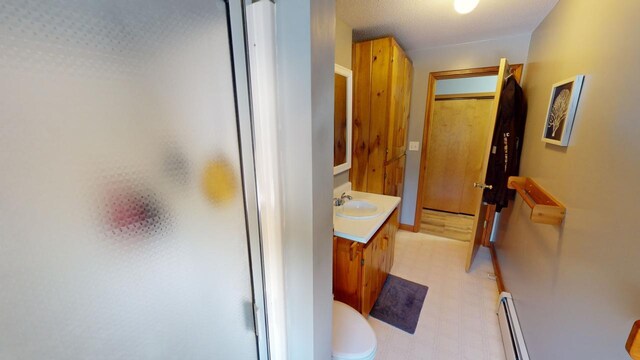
[336,0,560,51]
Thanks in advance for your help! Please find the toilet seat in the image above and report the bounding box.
[332,300,377,360]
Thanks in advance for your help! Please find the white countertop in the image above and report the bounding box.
[333,190,401,244]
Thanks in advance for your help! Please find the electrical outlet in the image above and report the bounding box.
[408,141,420,151]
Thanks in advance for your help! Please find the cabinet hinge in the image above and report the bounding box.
[361,259,365,266]
[483,220,488,229]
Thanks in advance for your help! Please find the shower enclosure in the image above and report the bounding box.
[0,0,267,358]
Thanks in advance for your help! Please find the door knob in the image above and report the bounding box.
[473,182,493,190]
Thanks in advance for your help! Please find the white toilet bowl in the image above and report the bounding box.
[332,300,377,360]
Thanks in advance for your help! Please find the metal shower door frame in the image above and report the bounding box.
[227,1,270,358]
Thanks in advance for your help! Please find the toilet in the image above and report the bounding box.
[332,300,377,360]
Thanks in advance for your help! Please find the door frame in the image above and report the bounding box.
[411,64,523,233]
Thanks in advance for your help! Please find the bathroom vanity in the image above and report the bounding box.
[333,190,400,317]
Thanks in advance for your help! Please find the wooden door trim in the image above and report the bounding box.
[412,64,523,233]
[489,243,506,293]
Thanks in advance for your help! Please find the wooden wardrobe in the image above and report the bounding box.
[350,37,413,205]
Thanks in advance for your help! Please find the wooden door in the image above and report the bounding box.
[459,99,494,214]
[465,58,511,272]
[361,234,378,316]
[351,41,373,191]
[366,38,393,194]
[387,42,406,162]
[423,98,493,214]
[333,237,363,311]
[384,154,405,197]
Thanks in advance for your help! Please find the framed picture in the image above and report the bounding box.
[541,75,585,146]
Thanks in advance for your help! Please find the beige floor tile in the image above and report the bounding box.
[369,230,506,360]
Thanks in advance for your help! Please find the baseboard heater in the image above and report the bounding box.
[498,292,530,360]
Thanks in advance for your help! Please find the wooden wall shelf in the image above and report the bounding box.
[508,176,566,225]
[628,320,640,360]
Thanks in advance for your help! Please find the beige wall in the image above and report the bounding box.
[333,18,352,188]
[400,34,532,225]
[496,0,640,358]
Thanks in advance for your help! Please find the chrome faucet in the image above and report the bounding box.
[333,192,352,206]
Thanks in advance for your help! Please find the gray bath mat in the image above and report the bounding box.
[369,275,428,334]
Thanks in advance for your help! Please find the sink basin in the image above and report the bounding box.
[336,200,383,220]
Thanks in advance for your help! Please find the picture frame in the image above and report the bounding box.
[541,75,585,146]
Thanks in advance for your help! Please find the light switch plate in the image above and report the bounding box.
[409,141,420,151]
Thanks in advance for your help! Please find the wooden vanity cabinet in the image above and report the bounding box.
[333,208,399,316]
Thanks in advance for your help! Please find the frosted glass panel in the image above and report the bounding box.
[0,1,258,359]
[436,76,498,95]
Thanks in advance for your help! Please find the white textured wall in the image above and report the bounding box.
[275,0,334,358]
[496,0,640,358]
[401,34,532,226]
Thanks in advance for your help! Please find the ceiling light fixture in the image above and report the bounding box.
[454,0,479,14]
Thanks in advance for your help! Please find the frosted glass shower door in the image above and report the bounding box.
[0,1,264,359]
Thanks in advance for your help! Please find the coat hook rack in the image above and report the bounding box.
[508,176,566,225]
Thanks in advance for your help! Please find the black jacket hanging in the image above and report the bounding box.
[482,76,526,212]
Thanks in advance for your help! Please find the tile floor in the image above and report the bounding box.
[368,230,505,360]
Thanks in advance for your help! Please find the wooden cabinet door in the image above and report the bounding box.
[366,38,392,194]
[351,41,373,192]
[384,158,397,197]
[384,154,406,200]
[361,234,377,316]
[397,57,413,157]
[378,227,389,292]
[386,208,399,272]
[387,42,406,162]
[333,236,363,312]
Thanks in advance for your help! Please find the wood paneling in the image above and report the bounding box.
[334,74,348,166]
[366,38,392,194]
[350,41,372,191]
[423,98,492,215]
